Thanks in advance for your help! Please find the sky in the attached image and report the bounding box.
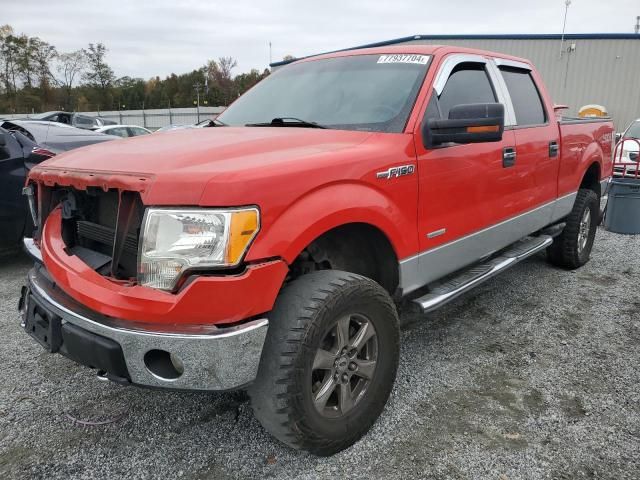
[3,0,639,80]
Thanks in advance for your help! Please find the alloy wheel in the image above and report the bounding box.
[577,207,591,253]
[311,313,378,418]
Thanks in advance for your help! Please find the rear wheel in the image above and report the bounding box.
[249,270,399,455]
[547,188,599,269]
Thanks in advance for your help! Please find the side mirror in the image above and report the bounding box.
[615,132,622,143]
[424,103,505,148]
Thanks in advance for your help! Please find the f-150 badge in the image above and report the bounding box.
[376,164,415,179]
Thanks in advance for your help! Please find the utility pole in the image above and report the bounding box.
[269,41,272,65]
[193,82,202,122]
[635,16,639,34]
[559,0,572,59]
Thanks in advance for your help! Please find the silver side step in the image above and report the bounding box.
[412,235,553,314]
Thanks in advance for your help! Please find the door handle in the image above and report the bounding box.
[549,141,559,158]
[503,147,516,168]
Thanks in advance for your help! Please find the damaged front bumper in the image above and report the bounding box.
[20,265,268,391]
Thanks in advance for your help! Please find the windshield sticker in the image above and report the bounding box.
[377,54,429,65]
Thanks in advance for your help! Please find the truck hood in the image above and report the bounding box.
[33,126,373,174]
[30,127,374,203]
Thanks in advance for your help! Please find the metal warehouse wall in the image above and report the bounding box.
[399,37,640,130]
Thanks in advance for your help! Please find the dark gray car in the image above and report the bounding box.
[0,120,119,154]
[0,121,119,251]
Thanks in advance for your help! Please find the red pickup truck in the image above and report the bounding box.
[20,45,612,455]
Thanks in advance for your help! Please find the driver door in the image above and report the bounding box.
[411,55,524,287]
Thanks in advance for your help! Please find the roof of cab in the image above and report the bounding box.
[270,32,639,68]
[283,44,532,69]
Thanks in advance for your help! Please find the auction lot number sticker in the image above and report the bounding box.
[377,54,429,65]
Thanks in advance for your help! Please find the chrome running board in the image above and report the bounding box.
[412,235,553,313]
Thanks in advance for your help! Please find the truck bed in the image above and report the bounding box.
[557,117,614,197]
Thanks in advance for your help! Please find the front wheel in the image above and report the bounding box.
[249,270,400,456]
[547,188,599,269]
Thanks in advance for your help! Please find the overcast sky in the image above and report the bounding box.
[4,0,639,79]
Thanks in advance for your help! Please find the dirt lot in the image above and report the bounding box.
[0,228,638,479]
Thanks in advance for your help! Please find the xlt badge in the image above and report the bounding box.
[376,164,415,179]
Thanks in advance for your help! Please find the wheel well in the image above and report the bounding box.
[289,223,399,295]
[580,162,601,197]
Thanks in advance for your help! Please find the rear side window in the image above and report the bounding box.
[499,67,546,126]
[128,127,148,136]
[107,127,130,137]
[73,115,96,128]
[625,121,640,139]
[437,63,497,119]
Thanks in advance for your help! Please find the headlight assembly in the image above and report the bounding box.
[138,207,259,290]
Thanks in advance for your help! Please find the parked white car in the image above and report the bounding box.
[155,118,219,132]
[614,119,640,176]
[94,125,151,138]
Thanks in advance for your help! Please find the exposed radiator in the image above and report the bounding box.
[76,220,139,257]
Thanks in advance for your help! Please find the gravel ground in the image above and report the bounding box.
[0,227,638,479]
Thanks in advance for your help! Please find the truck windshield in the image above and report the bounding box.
[217,54,431,133]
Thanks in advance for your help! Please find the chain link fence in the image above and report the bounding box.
[1,107,226,131]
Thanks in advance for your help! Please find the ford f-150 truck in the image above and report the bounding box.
[19,45,613,455]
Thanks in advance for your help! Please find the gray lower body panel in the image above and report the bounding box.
[400,193,577,294]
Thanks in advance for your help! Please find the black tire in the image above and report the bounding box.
[248,270,400,456]
[547,188,599,269]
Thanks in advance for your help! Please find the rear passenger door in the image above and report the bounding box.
[496,60,559,209]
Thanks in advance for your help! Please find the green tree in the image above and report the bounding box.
[0,24,272,113]
[32,37,57,108]
[206,56,237,105]
[0,26,20,107]
[56,50,86,109]
[83,43,115,108]
[114,76,146,109]
[233,68,268,98]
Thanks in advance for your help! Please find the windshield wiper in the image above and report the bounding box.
[245,117,327,129]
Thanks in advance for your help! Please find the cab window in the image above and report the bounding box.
[499,67,546,126]
[438,63,497,119]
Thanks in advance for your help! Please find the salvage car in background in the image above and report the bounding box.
[94,124,151,138]
[28,111,117,130]
[155,118,219,132]
[614,118,640,176]
[0,120,119,154]
[0,121,118,250]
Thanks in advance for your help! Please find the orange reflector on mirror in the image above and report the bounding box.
[467,125,500,133]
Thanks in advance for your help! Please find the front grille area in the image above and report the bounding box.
[76,221,139,257]
[57,187,144,280]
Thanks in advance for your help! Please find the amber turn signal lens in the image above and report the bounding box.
[466,125,500,133]
[226,209,260,264]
